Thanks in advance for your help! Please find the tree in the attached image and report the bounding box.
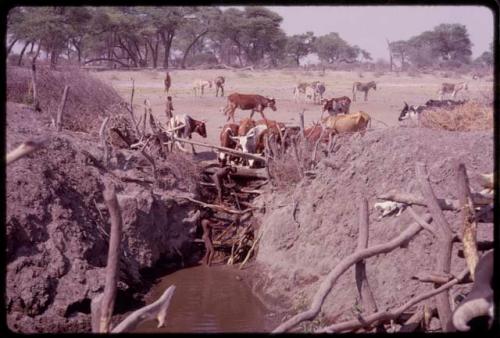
[406,23,472,68]
[286,32,315,66]
[313,32,360,64]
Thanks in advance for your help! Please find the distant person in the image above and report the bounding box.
[164,71,171,94]
[165,96,174,128]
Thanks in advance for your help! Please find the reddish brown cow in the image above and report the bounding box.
[321,96,351,118]
[218,123,239,166]
[304,124,331,143]
[256,119,286,145]
[222,93,277,123]
[238,118,256,136]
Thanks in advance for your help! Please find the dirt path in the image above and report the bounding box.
[93,69,493,147]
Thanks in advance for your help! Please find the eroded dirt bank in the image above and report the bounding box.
[5,102,203,332]
[250,127,494,331]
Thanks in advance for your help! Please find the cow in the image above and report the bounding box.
[322,111,371,135]
[438,82,468,100]
[222,93,277,123]
[170,114,207,154]
[304,124,331,143]
[193,79,213,97]
[237,118,256,136]
[352,81,377,101]
[447,250,493,332]
[256,119,287,154]
[218,123,240,166]
[398,102,425,125]
[214,76,225,97]
[321,96,352,119]
[164,72,171,93]
[305,86,317,103]
[230,124,268,167]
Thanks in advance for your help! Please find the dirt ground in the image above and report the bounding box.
[92,68,493,147]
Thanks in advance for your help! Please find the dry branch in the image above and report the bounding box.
[299,110,305,138]
[99,117,110,166]
[180,195,255,215]
[6,137,47,165]
[99,183,123,333]
[30,61,40,111]
[239,230,263,270]
[407,206,438,238]
[204,166,268,180]
[272,214,432,333]
[56,85,70,131]
[355,198,380,321]
[456,163,479,280]
[416,162,453,331]
[170,137,266,163]
[111,285,176,332]
[317,268,469,333]
[411,272,454,285]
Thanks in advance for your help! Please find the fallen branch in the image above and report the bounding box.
[407,206,438,238]
[239,230,263,270]
[411,272,454,285]
[272,214,432,333]
[6,137,47,165]
[112,285,176,332]
[170,137,267,164]
[416,162,453,331]
[317,268,469,333]
[180,195,255,215]
[99,183,123,333]
[56,85,70,131]
[456,163,479,280]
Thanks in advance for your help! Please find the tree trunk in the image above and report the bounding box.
[7,37,18,55]
[180,30,209,69]
[50,49,58,69]
[161,31,175,69]
[17,41,30,66]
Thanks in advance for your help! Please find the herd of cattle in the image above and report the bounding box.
[162,72,470,168]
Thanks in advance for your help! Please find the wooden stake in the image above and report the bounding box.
[99,117,110,166]
[99,183,123,333]
[456,163,479,280]
[56,85,69,131]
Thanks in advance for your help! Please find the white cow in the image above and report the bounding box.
[230,124,268,167]
[193,79,213,96]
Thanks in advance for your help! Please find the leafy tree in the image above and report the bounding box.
[286,32,315,66]
[313,32,360,64]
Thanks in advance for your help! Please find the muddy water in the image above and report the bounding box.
[134,265,279,333]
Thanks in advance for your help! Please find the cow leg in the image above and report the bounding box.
[364,91,368,101]
[249,109,255,119]
[221,86,224,97]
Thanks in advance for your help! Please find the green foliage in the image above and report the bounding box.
[313,32,362,64]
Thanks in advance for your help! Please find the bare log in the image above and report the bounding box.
[416,162,453,331]
[407,206,438,238]
[91,293,103,333]
[112,285,176,332]
[456,163,479,280]
[56,85,70,131]
[180,195,255,215]
[6,137,47,165]
[398,307,424,332]
[99,117,110,166]
[272,214,432,333]
[204,166,268,180]
[355,198,380,322]
[99,183,123,333]
[411,272,454,285]
[170,137,267,164]
[317,268,469,333]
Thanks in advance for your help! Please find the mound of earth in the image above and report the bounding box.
[251,126,493,331]
[6,102,202,333]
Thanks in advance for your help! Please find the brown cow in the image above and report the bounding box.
[256,119,286,147]
[170,114,207,154]
[322,111,371,135]
[304,124,331,143]
[222,93,276,123]
[238,118,256,136]
[321,96,351,118]
[218,123,239,166]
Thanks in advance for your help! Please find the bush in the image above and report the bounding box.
[7,65,125,133]
[421,101,493,131]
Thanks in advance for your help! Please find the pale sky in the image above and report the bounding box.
[268,5,494,61]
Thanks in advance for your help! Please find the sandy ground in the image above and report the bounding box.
[92,69,493,147]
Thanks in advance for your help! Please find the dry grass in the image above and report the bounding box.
[7,66,125,133]
[421,101,493,131]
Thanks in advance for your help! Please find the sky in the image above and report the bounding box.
[267,5,494,61]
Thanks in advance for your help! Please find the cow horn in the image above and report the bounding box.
[452,297,493,331]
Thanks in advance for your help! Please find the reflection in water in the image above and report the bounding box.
[135,265,278,333]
